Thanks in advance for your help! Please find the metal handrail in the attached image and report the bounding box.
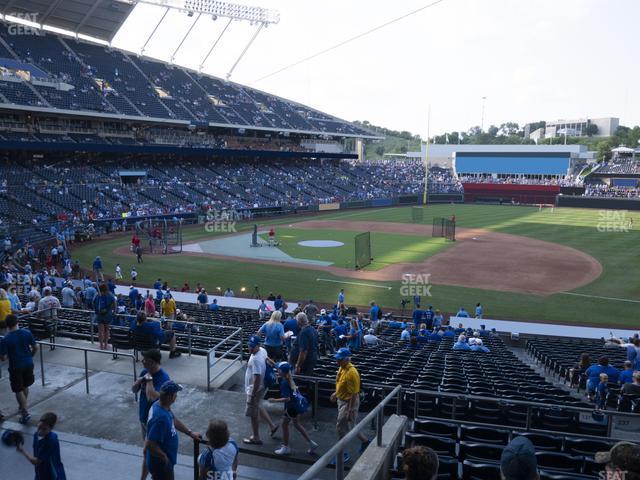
[36,340,137,396]
[208,325,243,352]
[0,335,138,397]
[299,384,402,480]
[206,326,243,391]
[20,308,243,356]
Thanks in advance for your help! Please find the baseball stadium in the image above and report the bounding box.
[0,2,639,480]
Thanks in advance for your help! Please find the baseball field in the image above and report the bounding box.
[70,204,639,328]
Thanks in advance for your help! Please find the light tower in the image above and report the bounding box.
[136,0,280,78]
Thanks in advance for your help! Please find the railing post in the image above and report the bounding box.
[336,447,344,480]
[84,349,90,394]
[452,397,457,420]
[396,386,402,415]
[414,390,419,419]
[193,438,200,480]
[89,319,94,344]
[132,356,138,401]
[606,412,614,438]
[376,407,383,447]
[39,345,45,387]
[525,405,532,431]
[206,350,211,392]
[313,380,319,429]
[188,326,192,357]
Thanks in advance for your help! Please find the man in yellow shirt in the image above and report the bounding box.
[330,348,369,461]
[0,288,12,334]
[160,294,177,324]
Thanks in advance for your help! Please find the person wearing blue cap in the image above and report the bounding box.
[243,335,278,445]
[500,436,539,480]
[330,348,369,462]
[268,362,318,456]
[145,381,200,480]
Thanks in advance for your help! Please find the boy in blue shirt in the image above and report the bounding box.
[268,362,318,455]
[17,412,66,480]
[595,373,608,409]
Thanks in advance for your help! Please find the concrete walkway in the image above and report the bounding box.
[0,339,367,480]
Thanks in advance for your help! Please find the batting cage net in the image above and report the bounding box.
[411,206,425,223]
[354,231,372,270]
[432,217,456,241]
[135,218,183,254]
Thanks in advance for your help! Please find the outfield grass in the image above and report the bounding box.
[70,205,640,328]
[259,227,449,270]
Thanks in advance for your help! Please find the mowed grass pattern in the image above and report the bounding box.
[71,205,640,328]
[259,228,449,270]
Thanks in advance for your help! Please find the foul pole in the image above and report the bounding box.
[423,105,431,205]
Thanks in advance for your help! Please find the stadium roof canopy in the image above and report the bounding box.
[0,0,135,42]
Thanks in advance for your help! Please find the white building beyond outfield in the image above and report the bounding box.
[399,144,595,169]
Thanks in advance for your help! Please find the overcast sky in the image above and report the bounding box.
[112,0,639,137]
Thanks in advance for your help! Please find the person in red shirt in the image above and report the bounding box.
[181,283,190,293]
[131,234,140,252]
[268,228,276,246]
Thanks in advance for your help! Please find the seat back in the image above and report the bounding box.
[459,442,503,463]
[404,432,456,457]
[413,419,458,439]
[564,438,613,457]
[513,432,563,452]
[27,318,54,341]
[460,426,509,445]
[536,452,583,473]
[110,328,132,349]
[131,330,159,351]
[462,460,501,480]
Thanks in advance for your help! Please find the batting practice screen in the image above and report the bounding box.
[354,232,372,269]
[432,217,456,241]
[411,206,424,223]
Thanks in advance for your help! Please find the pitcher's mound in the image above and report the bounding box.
[297,240,344,248]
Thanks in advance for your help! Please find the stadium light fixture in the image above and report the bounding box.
[135,0,279,78]
[136,0,280,24]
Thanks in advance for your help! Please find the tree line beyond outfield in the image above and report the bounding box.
[356,119,640,163]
